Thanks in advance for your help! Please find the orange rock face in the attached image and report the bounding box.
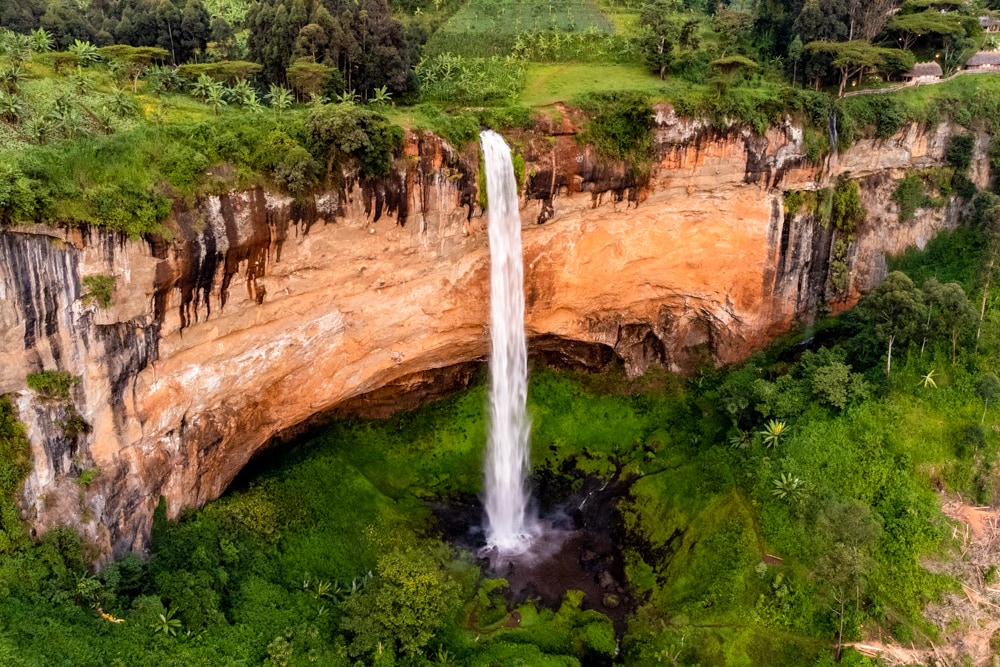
[0,108,981,557]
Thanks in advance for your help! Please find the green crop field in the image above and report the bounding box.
[424,0,619,59]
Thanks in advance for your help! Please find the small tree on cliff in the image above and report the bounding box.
[856,271,926,376]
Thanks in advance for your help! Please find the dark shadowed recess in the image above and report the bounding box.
[226,336,619,493]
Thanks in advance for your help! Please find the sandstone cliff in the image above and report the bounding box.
[0,107,986,557]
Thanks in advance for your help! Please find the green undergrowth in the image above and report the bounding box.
[0,105,403,237]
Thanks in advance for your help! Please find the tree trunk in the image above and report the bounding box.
[977,259,994,352]
[887,334,894,376]
[838,69,848,98]
[952,331,958,364]
[167,21,176,66]
[983,399,989,425]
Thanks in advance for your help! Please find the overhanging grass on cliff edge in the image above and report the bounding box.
[0,105,404,238]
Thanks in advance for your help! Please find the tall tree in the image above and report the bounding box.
[804,39,897,97]
[846,0,898,41]
[856,271,927,375]
[179,0,210,62]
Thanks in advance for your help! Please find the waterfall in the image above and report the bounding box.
[481,130,536,553]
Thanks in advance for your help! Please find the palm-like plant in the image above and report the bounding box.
[206,86,228,115]
[22,115,52,144]
[334,89,357,105]
[244,90,264,113]
[152,607,182,636]
[0,64,25,94]
[68,40,100,66]
[29,28,53,53]
[107,86,137,119]
[369,85,392,106]
[49,95,87,139]
[920,369,937,389]
[771,472,804,501]
[310,92,330,106]
[727,428,750,450]
[7,32,33,65]
[0,90,25,123]
[266,84,292,112]
[68,66,92,95]
[190,73,217,101]
[760,419,788,449]
[228,77,254,106]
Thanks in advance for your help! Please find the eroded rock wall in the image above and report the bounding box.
[0,109,984,557]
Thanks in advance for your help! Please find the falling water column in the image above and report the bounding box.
[480,129,535,553]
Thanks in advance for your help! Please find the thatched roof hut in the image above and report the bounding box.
[967,52,1000,69]
[903,62,943,79]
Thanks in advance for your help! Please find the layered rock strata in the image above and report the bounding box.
[0,108,985,557]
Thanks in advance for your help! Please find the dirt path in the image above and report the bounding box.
[847,496,1000,666]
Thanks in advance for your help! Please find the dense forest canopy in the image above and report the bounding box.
[1,0,999,103]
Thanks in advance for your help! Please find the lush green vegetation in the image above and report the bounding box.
[82,275,116,309]
[26,370,79,401]
[0,196,999,663]
[2,0,1000,238]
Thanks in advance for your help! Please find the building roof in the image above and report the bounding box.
[979,15,1000,28]
[904,61,943,77]
[967,51,1000,67]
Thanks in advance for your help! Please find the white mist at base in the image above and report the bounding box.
[481,129,537,555]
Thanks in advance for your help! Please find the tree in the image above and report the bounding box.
[796,0,849,43]
[340,547,461,660]
[788,34,804,86]
[856,271,927,375]
[285,59,334,100]
[804,40,898,97]
[815,500,881,658]
[155,0,182,64]
[919,277,944,355]
[846,0,897,41]
[888,10,965,50]
[976,373,1000,424]
[638,0,684,79]
[98,45,169,92]
[936,282,976,363]
[180,0,211,62]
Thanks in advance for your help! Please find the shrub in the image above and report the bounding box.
[341,547,461,659]
[26,371,79,401]
[575,91,654,166]
[81,275,115,309]
[0,397,30,555]
[0,162,52,223]
[307,105,404,178]
[830,175,866,232]
[946,134,975,173]
[84,183,171,238]
[892,175,930,222]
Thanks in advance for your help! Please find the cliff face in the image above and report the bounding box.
[0,107,985,557]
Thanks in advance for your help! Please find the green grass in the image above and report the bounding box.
[518,63,676,106]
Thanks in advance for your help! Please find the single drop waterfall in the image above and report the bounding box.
[481,130,536,553]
